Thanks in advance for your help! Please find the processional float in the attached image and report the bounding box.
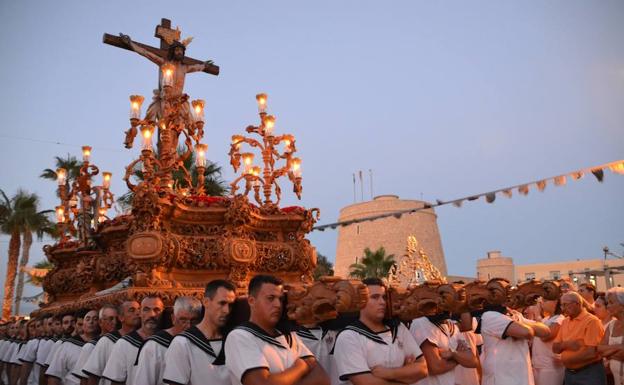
[38,19,564,322]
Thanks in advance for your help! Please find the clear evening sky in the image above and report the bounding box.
[1,1,623,312]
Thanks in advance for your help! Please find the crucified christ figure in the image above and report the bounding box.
[119,34,213,122]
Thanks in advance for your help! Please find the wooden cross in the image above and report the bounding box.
[102,18,219,76]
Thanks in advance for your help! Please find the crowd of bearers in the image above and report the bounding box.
[8,275,624,385]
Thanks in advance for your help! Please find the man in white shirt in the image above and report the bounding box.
[102,296,164,385]
[163,280,237,385]
[71,304,119,382]
[19,318,42,385]
[334,277,428,385]
[36,315,61,385]
[225,274,330,385]
[134,296,202,385]
[47,309,99,385]
[479,278,550,385]
[82,300,140,385]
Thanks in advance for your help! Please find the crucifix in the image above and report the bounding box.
[103,18,219,121]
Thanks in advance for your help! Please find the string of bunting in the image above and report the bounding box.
[21,292,44,304]
[312,159,624,232]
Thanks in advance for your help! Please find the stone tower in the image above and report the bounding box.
[334,195,447,278]
[476,251,515,282]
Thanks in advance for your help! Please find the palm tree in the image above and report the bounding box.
[349,246,396,280]
[0,190,54,317]
[118,148,228,209]
[313,253,334,280]
[25,259,54,287]
[13,194,55,315]
[40,154,82,196]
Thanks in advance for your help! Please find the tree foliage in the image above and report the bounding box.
[348,246,396,280]
[313,253,334,280]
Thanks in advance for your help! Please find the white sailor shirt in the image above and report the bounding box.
[18,338,40,385]
[102,330,144,385]
[71,336,100,380]
[224,322,314,385]
[162,326,228,385]
[334,320,422,385]
[295,326,336,372]
[45,335,87,385]
[82,330,121,381]
[43,338,65,367]
[35,337,56,368]
[133,330,174,385]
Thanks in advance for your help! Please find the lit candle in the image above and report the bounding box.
[195,143,208,167]
[291,157,302,178]
[55,206,65,223]
[98,207,107,223]
[56,168,67,186]
[263,115,276,136]
[162,64,175,88]
[256,93,268,113]
[141,125,154,150]
[129,95,144,120]
[191,100,205,122]
[102,172,112,189]
[82,146,92,162]
[283,135,294,152]
[242,153,254,173]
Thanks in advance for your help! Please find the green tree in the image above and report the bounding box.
[118,149,228,209]
[40,154,82,195]
[313,253,334,280]
[0,189,54,318]
[348,246,396,280]
[26,259,54,287]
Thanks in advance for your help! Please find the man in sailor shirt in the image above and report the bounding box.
[479,278,550,385]
[47,309,99,385]
[18,318,42,385]
[162,280,237,385]
[102,296,164,385]
[43,312,76,372]
[37,315,61,385]
[334,278,428,385]
[134,296,202,385]
[9,320,29,384]
[225,274,330,385]
[409,308,478,385]
[82,300,140,385]
[71,304,119,382]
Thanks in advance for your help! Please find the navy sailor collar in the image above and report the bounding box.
[103,330,121,343]
[295,326,329,341]
[179,326,218,358]
[236,321,293,350]
[344,319,399,345]
[121,330,144,349]
[65,335,87,347]
[133,330,174,365]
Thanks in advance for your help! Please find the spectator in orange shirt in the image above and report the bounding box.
[553,292,606,385]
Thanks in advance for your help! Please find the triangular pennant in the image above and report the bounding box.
[467,196,479,201]
[536,180,547,192]
[518,185,529,195]
[452,200,463,208]
[592,168,604,182]
[502,189,512,198]
[554,175,566,186]
[571,171,584,180]
[485,193,496,203]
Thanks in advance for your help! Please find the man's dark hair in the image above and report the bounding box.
[248,275,284,297]
[52,314,63,323]
[60,311,75,320]
[167,41,185,61]
[75,308,92,319]
[205,279,236,299]
[362,277,385,287]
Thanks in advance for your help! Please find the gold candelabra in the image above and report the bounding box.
[55,146,114,244]
[229,94,303,206]
[123,89,209,196]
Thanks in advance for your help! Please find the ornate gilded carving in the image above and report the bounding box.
[387,235,446,289]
